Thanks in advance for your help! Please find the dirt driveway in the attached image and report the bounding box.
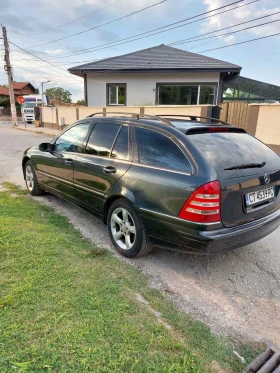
[1,122,280,344]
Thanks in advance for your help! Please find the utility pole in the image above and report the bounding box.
[2,25,17,127]
[41,80,51,107]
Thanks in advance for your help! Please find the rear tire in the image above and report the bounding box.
[24,160,44,196]
[107,199,153,258]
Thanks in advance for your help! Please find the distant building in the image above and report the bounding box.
[0,82,37,98]
[0,86,9,97]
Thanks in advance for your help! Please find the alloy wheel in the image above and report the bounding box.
[25,165,34,192]
[110,207,136,250]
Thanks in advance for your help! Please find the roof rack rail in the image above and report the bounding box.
[156,114,230,126]
[86,112,174,127]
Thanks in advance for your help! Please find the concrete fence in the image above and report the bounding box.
[247,104,280,154]
[41,105,213,129]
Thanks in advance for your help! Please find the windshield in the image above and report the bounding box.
[23,102,36,108]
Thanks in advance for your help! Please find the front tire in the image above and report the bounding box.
[107,199,153,258]
[24,160,44,196]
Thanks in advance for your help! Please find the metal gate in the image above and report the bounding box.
[219,101,250,129]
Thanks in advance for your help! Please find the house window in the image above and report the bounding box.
[158,84,216,105]
[107,84,126,105]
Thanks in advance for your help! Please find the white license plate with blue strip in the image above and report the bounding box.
[245,187,274,206]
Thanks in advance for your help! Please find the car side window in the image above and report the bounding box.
[54,123,91,153]
[136,128,192,173]
[85,122,120,156]
[111,126,129,160]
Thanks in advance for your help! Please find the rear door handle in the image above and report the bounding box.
[65,159,73,166]
[103,166,116,174]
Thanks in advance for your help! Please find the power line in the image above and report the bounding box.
[14,65,83,92]
[14,35,280,96]
[27,0,167,48]
[11,0,271,73]
[10,0,122,39]
[169,10,280,46]
[34,0,247,60]
[171,17,280,50]
[9,51,100,65]
[36,0,258,61]
[197,31,280,53]
[8,41,83,82]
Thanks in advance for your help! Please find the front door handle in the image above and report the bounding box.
[65,159,73,166]
[103,166,116,174]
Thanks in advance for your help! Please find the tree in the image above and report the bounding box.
[44,87,72,103]
[76,99,85,105]
[223,88,235,98]
[34,88,39,94]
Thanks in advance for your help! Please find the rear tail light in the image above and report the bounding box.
[179,181,221,223]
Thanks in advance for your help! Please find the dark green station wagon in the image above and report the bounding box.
[22,113,280,258]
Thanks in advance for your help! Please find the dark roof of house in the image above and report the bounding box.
[69,45,242,75]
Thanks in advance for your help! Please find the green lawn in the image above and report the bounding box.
[0,183,261,373]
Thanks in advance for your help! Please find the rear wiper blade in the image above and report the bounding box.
[224,162,266,171]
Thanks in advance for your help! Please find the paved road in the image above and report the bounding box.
[1,121,280,344]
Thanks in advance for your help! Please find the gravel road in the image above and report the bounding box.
[1,121,280,344]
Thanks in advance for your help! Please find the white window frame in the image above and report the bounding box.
[107,84,126,106]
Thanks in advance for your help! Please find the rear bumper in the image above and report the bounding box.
[140,207,280,254]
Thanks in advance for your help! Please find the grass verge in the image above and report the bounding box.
[0,183,262,372]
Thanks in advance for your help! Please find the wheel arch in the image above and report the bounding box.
[22,156,30,179]
[103,194,136,225]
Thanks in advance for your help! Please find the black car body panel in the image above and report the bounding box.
[22,115,280,255]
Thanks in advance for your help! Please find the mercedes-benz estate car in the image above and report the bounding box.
[22,113,280,258]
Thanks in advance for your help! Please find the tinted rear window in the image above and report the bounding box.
[190,132,280,178]
[137,128,192,173]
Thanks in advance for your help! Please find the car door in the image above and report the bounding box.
[124,125,195,242]
[41,121,92,199]
[74,120,132,215]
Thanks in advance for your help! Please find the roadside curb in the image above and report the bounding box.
[13,127,58,137]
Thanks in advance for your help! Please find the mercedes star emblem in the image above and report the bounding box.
[264,174,270,184]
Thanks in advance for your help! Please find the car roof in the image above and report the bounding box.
[83,114,239,135]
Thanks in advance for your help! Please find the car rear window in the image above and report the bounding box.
[189,132,280,179]
[136,128,192,173]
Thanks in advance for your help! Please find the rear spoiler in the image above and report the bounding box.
[184,127,247,135]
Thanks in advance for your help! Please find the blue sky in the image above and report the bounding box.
[1,0,279,101]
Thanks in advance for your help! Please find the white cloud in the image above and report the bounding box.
[201,0,280,45]
[223,35,235,44]
[45,49,63,54]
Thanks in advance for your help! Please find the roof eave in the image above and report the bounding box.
[69,67,241,76]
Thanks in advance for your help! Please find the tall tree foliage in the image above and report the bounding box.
[45,87,72,103]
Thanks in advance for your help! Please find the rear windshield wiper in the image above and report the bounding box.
[224,162,266,171]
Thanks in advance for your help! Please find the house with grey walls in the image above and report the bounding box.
[69,44,242,107]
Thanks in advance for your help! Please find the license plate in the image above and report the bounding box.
[245,187,274,206]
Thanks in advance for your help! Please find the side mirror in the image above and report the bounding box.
[39,143,54,152]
